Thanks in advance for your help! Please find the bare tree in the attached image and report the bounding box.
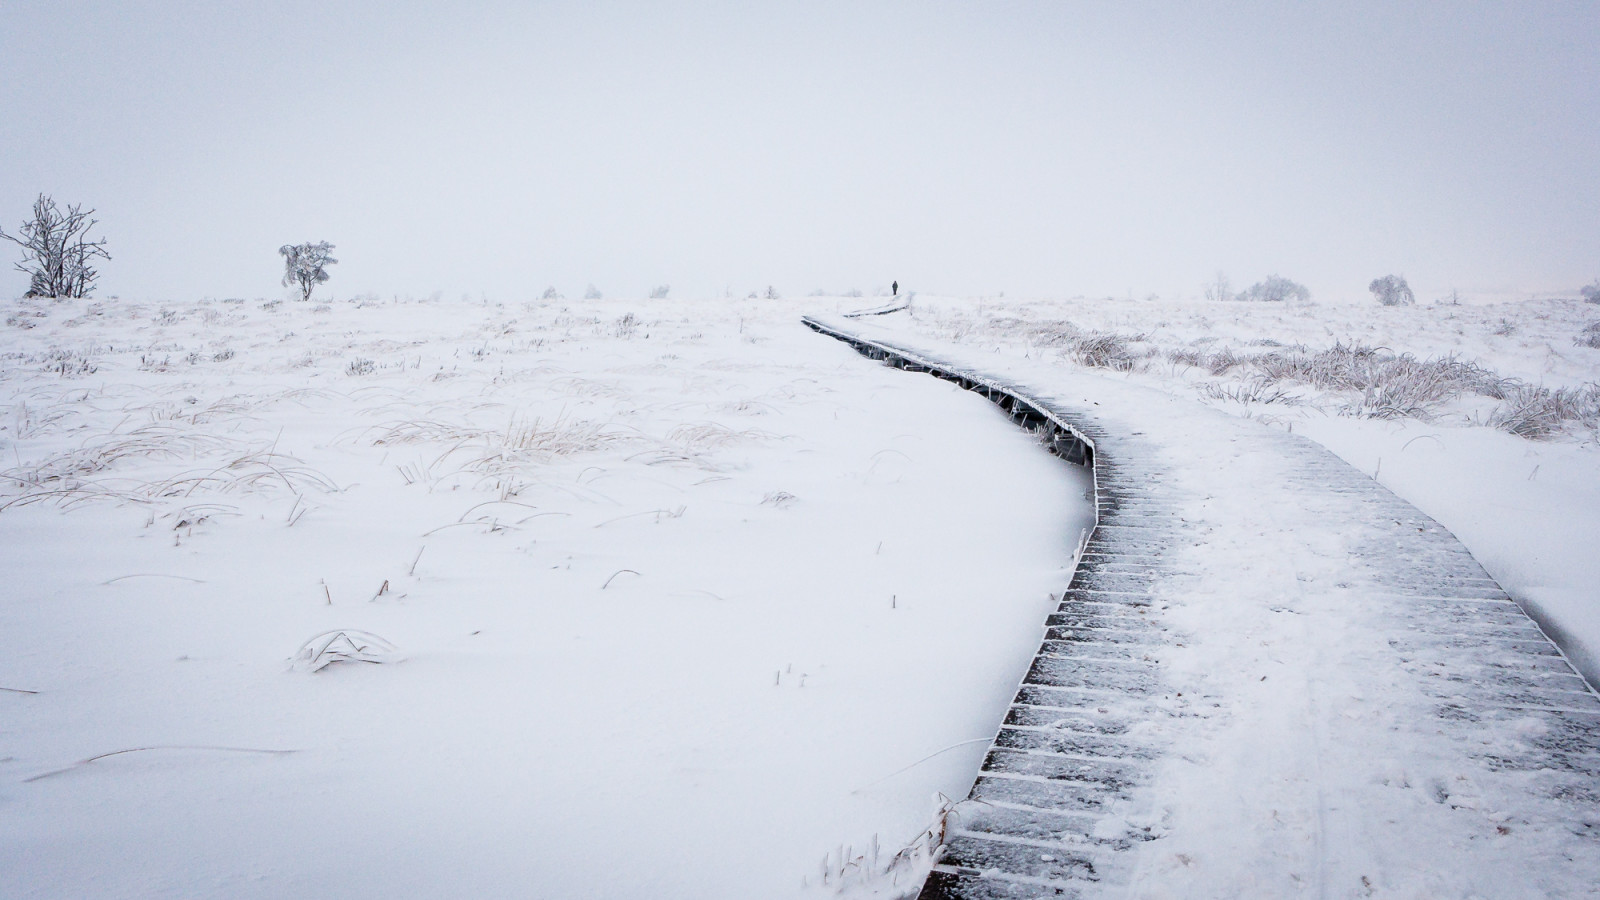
[0,194,111,298]
[279,241,337,301]
[1203,271,1233,303]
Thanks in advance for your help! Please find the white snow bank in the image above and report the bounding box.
[0,294,1091,899]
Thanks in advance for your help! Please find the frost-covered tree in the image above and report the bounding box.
[0,194,111,299]
[1369,275,1415,306]
[541,286,563,300]
[1239,274,1310,303]
[1203,271,1233,303]
[1582,280,1600,304]
[279,241,337,301]
[584,283,603,300]
[649,284,670,299]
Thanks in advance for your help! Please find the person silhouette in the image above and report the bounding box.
[892,280,898,296]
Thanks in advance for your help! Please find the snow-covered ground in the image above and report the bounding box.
[823,308,1600,898]
[4,288,1597,899]
[892,292,1600,688]
[0,293,1092,899]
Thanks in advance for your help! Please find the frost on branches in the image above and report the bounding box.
[279,241,337,301]
[0,194,111,299]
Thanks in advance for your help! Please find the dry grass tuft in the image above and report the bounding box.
[1485,383,1600,439]
[292,630,401,672]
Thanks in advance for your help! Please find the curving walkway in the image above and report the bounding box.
[805,315,1600,899]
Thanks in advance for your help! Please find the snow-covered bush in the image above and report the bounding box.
[541,286,563,300]
[1,194,110,299]
[1487,383,1600,439]
[613,312,639,339]
[648,284,670,299]
[1581,280,1600,303]
[1247,342,1507,419]
[584,283,603,300]
[764,285,781,300]
[1369,275,1415,306]
[278,241,336,301]
[1072,333,1138,370]
[1020,321,1143,371]
[1577,322,1600,349]
[1238,274,1310,303]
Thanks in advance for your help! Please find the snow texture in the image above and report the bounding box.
[811,313,1600,899]
[0,294,1092,899]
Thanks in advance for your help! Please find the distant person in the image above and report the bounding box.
[892,280,898,296]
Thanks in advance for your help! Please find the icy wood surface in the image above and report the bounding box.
[810,315,1600,900]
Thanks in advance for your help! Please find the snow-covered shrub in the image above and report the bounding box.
[1580,280,1600,303]
[1199,377,1302,406]
[1249,342,1506,418]
[1022,322,1143,371]
[648,284,670,299]
[613,312,638,339]
[1238,275,1310,303]
[1165,347,1204,369]
[584,283,603,300]
[346,357,375,376]
[541,286,563,300]
[1070,332,1139,371]
[764,285,781,300]
[278,241,336,301]
[1369,275,1415,306]
[1487,384,1600,439]
[1206,346,1241,375]
[1577,322,1600,349]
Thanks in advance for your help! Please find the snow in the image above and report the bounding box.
[0,293,1091,899]
[814,311,1600,897]
[5,287,1598,898]
[888,292,1600,688]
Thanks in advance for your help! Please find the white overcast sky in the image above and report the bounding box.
[1,1,1596,302]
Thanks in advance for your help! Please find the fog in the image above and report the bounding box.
[2,1,1596,302]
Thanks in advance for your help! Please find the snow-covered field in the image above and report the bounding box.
[892,291,1600,688]
[4,288,1597,899]
[0,294,1092,899]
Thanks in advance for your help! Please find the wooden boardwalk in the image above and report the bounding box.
[804,316,1600,899]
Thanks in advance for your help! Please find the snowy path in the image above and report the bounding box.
[806,315,1600,899]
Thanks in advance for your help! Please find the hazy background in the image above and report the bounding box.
[2,1,1596,302]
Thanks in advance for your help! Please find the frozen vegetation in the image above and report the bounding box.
[896,291,1600,687]
[0,292,1091,899]
[3,286,1598,897]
